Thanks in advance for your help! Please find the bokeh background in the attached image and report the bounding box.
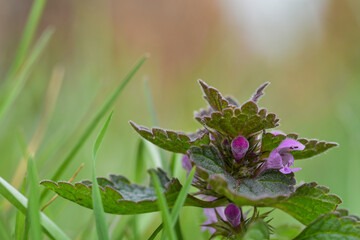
[1,0,360,239]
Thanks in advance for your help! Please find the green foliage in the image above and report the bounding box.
[272,225,302,240]
[27,157,42,240]
[41,169,223,215]
[196,101,279,138]
[0,177,70,239]
[294,213,360,240]
[130,121,210,154]
[272,182,342,225]
[92,112,113,240]
[150,170,177,240]
[261,133,338,159]
[199,80,231,111]
[242,220,270,240]
[209,170,295,206]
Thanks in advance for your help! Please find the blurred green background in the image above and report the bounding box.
[1,0,360,239]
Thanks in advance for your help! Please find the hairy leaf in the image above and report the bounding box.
[209,170,295,206]
[261,133,338,159]
[198,80,230,111]
[40,169,223,215]
[272,182,342,225]
[196,101,279,138]
[130,121,210,154]
[294,213,360,240]
[188,146,295,205]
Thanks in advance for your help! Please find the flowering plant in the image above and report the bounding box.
[41,81,360,239]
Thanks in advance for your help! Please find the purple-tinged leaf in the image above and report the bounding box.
[251,82,270,103]
[130,121,210,154]
[196,101,279,138]
[40,169,224,215]
[198,80,230,111]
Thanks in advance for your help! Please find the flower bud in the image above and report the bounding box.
[224,203,241,227]
[231,135,249,161]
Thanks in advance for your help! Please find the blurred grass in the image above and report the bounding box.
[0,0,359,239]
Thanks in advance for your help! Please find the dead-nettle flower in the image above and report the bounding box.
[202,207,226,234]
[265,138,305,174]
[224,203,241,227]
[231,135,249,162]
[181,155,192,176]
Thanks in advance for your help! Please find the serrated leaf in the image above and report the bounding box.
[40,169,222,215]
[261,133,338,159]
[188,146,295,206]
[294,213,360,240]
[242,220,270,240]
[198,80,230,111]
[272,183,342,225]
[196,101,279,138]
[209,170,295,206]
[130,121,210,154]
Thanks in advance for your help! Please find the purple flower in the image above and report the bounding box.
[181,155,192,176]
[265,138,305,174]
[231,135,249,162]
[202,207,225,234]
[224,204,241,227]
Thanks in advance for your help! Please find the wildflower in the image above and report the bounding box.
[224,203,241,227]
[202,207,226,234]
[181,155,192,175]
[231,135,249,162]
[265,138,305,174]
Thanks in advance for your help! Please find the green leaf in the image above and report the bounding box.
[130,122,210,154]
[92,111,113,240]
[242,220,270,240]
[198,80,230,111]
[272,224,302,240]
[196,101,279,138]
[209,170,295,206]
[148,224,163,240]
[0,177,70,240]
[272,183,342,225]
[40,169,223,215]
[27,157,42,240]
[294,213,360,240]
[42,55,148,200]
[188,145,296,206]
[150,171,177,240]
[261,133,338,159]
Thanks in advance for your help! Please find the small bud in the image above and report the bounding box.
[181,155,192,175]
[224,203,241,227]
[231,135,249,161]
[209,133,216,141]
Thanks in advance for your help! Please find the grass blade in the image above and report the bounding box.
[142,78,167,169]
[92,111,114,240]
[0,177,70,240]
[147,223,163,240]
[3,0,47,83]
[170,167,196,226]
[27,157,42,240]
[43,55,148,199]
[0,216,11,240]
[0,28,54,124]
[135,139,146,183]
[14,178,26,240]
[150,171,177,240]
